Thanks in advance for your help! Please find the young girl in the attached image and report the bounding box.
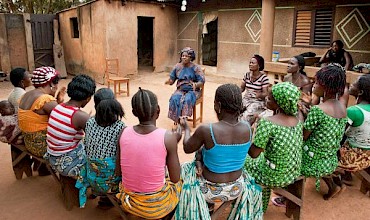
[301,63,347,200]
[240,54,269,125]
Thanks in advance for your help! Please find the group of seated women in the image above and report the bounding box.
[1,45,369,219]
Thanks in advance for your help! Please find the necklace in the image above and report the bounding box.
[138,123,156,127]
[220,120,240,127]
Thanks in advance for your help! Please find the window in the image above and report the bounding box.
[293,8,334,47]
[70,17,79,38]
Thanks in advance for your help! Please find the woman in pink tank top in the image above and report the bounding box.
[116,88,182,220]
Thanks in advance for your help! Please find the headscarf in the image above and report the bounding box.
[271,82,300,116]
[31,66,59,87]
[252,54,264,71]
[180,47,196,62]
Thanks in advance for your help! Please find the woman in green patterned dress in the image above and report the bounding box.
[245,82,303,211]
[301,63,347,200]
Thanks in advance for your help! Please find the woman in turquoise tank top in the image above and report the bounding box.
[176,84,263,220]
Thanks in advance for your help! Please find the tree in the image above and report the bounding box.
[0,0,91,14]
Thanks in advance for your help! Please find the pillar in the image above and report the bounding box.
[259,0,275,62]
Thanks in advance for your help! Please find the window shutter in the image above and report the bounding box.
[294,11,312,46]
[313,9,333,46]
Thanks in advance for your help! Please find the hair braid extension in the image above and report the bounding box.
[316,63,346,96]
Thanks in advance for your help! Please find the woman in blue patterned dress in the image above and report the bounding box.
[165,47,205,124]
[76,88,125,208]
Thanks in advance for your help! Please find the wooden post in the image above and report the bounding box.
[259,0,275,62]
[53,19,67,78]
[0,14,12,73]
[23,13,35,71]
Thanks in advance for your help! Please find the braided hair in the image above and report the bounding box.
[95,99,124,127]
[215,84,243,115]
[315,63,346,96]
[131,87,158,121]
[358,74,370,102]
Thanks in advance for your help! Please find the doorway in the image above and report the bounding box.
[202,19,217,66]
[138,16,154,68]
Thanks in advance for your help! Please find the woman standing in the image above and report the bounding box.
[165,47,205,124]
[301,63,347,200]
[240,55,269,125]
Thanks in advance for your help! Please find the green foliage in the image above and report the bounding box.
[0,0,92,14]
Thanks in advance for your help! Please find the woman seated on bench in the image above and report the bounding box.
[76,88,125,208]
[45,74,96,178]
[337,74,370,186]
[116,88,181,219]
[177,84,263,219]
[245,82,303,211]
[301,64,347,200]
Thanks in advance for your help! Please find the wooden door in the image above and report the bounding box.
[30,14,56,68]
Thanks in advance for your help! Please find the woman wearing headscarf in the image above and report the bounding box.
[18,67,65,158]
[165,47,205,124]
[240,54,270,125]
[245,82,303,211]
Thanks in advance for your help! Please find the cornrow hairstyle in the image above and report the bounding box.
[131,87,158,121]
[215,84,243,115]
[67,74,96,101]
[94,88,115,109]
[293,55,307,76]
[95,99,124,127]
[358,74,370,102]
[315,63,346,96]
[253,54,265,71]
[9,68,26,87]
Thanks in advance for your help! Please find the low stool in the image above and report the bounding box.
[60,175,79,211]
[273,176,305,220]
[358,168,370,196]
[210,200,233,220]
[10,144,32,179]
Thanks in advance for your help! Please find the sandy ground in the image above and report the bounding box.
[0,70,369,220]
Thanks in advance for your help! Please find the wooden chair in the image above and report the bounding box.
[105,58,130,97]
[188,68,205,128]
[272,176,305,220]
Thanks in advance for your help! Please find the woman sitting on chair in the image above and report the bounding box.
[116,88,181,220]
[165,47,205,124]
[176,84,263,219]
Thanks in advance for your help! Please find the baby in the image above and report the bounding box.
[0,100,23,145]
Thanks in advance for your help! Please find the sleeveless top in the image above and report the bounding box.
[46,103,84,156]
[119,126,167,193]
[202,123,251,173]
[346,105,370,149]
[18,94,56,132]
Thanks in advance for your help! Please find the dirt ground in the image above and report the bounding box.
[0,70,369,220]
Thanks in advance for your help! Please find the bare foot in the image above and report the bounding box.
[323,185,341,200]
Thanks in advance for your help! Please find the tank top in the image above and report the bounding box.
[119,126,167,193]
[46,103,84,156]
[202,123,251,173]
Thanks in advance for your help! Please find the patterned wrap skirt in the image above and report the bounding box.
[23,130,47,157]
[338,142,370,172]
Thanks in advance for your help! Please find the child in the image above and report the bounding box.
[0,100,23,145]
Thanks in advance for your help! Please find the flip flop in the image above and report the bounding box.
[271,196,286,208]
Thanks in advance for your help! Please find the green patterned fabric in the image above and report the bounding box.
[271,82,300,116]
[301,106,347,190]
[245,118,303,211]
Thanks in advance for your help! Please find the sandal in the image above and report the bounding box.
[271,196,286,208]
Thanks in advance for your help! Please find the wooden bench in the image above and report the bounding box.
[358,168,370,196]
[272,176,305,220]
[11,144,79,210]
